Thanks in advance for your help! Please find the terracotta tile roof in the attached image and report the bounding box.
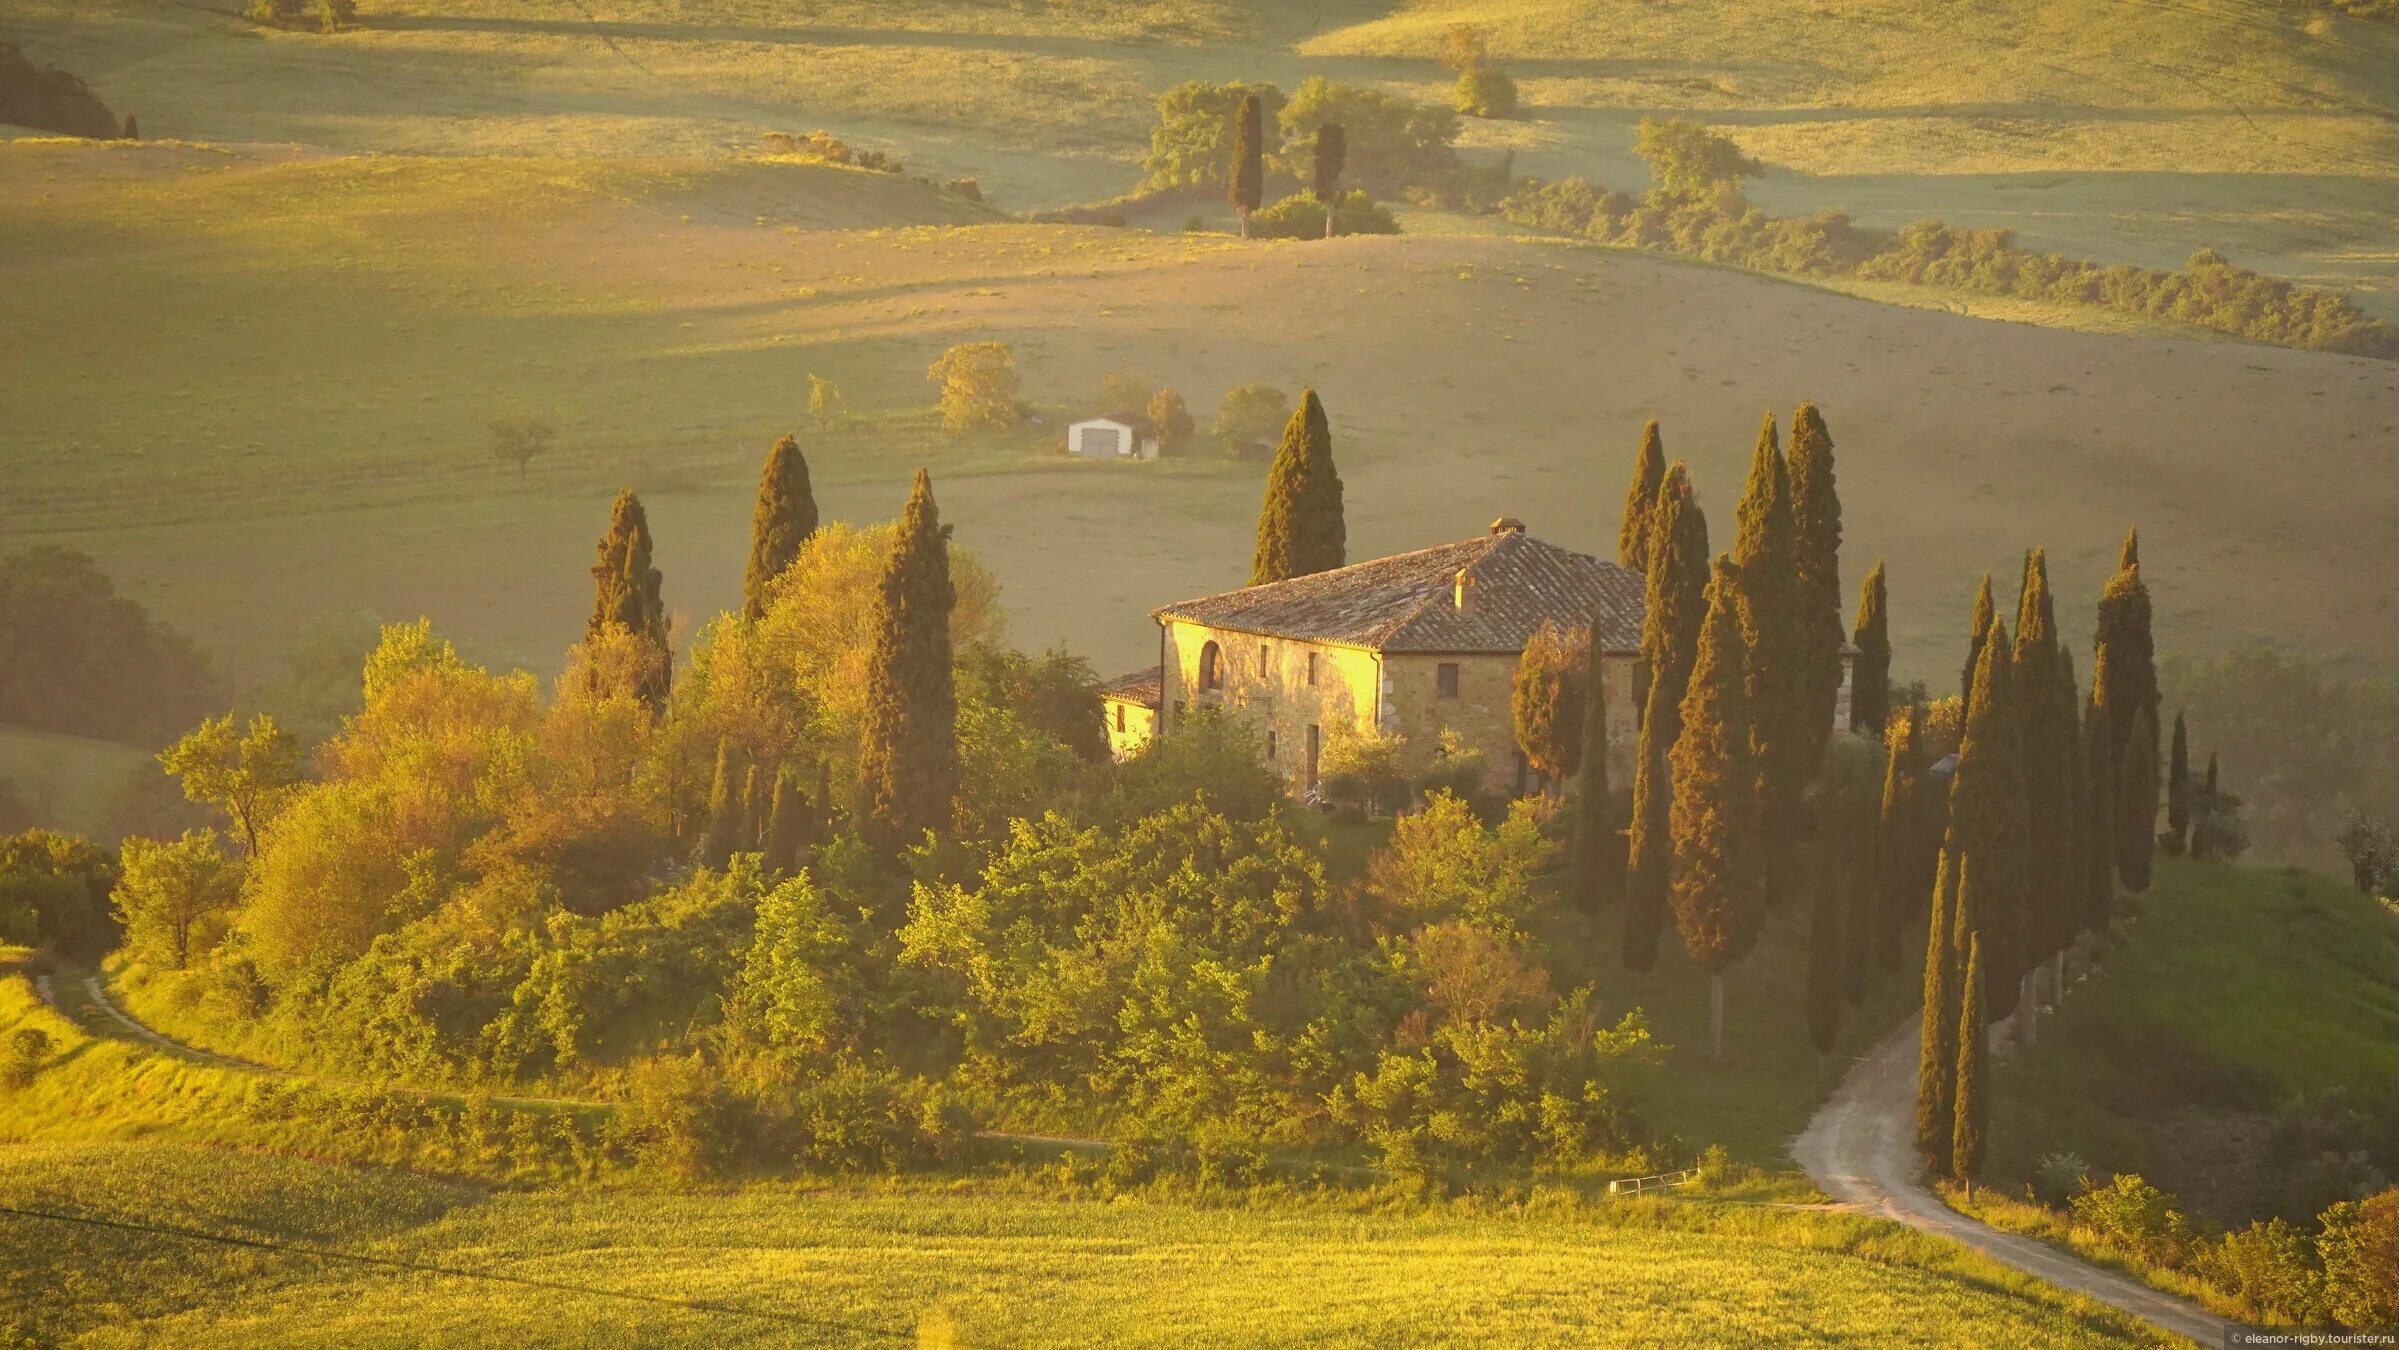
[1152,531,1646,655]
[1099,665,1163,708]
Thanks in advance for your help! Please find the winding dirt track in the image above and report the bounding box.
[1793,1023,2238,1347]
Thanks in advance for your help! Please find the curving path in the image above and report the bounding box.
[1793,1022,2239,1347]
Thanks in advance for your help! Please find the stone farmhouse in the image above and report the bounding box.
[1102,519,1858,799]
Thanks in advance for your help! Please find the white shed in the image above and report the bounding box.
[1066,412,1160,460]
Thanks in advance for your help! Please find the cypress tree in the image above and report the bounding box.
[1806,834,1843,1066]
[1732,412,1806,904]
[1671,555,1762,1064]
[762,765,797,874]
[1875,703,1924,974]
[1963,572,1995,702]
[1849,559,1892,737]
[1618,419,1666,574]
[1230,93,1263,238]
[701,738,742,868]
[588,489,670,707]
[1312,122,1346,238]
[2118,705,2160,893]
[1952,933,1989,1195]
[1571,623,1622,912]
[1623,464,1708,972]
[2167,711,2191,854]
[1916,849,1961,1173]
[2081,663,2118,934]
[2095,527,2159,876]
[1947,622,2027,1023]
[742,433,819,623]
[1248,389,1346,585]
[1788,402,1845,762]
[856,469,959,857]
[740,761,764,852]
[2011,550,2075,1020]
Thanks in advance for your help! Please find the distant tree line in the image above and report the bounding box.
[0,547,224,746]
[0,41,126,140]
[1497,118,2399,360]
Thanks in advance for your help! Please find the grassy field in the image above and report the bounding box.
[5,133,2396,699]
[0,1135,2170,1346]
[1985,858,2399,1221]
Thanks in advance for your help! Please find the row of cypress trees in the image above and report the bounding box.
[1916,530,2162,1190]
[581,428,961,866]
[1613,407,1876,1061]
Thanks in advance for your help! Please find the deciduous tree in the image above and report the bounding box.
[158,713,304,858]
[112,828,240,969]
[1512,620,1582,786]
[927,342,1021,433]
[1146,387,1195,453]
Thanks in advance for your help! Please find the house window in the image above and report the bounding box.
[1259,643,1271,677]
[1266,730,1278,761]
[1307,725,1321,786]
[1114,704,1126,733]
[1199,641,1223,692]
[1437,662,1461,699]
[1306,651,1319,687]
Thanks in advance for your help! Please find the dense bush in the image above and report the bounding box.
[0,830,117,956]
[0,547,224,746]
[1247,189,1401,240]
[244,0,356,33]
[1494,120,2399,360]
[1453,66,1518,119]
[0,41,118,138]
[761,129,903,174]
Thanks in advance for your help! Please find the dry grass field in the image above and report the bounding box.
[2,0,2395,690]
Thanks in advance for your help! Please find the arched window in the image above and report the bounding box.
[1198,641,1223,692]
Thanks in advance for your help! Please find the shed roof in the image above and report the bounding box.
[1099,665,1163,708]
[1152,530,1646,655]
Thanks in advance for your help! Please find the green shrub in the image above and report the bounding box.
[2,1026,52,1089]
[1454,66,1519,119]
[2195,1218,2326,1323]
[1248,190,1401,240]
[2070,1173,2199,1266]
[622,1052,751,1179]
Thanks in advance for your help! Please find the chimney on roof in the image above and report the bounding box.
[1490,517,1525,535]
[1453,568,1476,613]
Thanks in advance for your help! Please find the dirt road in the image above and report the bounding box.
[1793,1023,2238,1347]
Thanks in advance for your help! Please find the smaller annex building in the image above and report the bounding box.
[1099,665,1162,760]
[1066,412,1160,461]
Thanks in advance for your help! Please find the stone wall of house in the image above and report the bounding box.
[1159,618,1643,798]
[1159,619,1381,789]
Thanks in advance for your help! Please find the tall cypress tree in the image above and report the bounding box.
[2166,711,2191,854]
[1849,559,1892,738]
[743,433,819,623]
[1512,621,1582,786]
[1618,419,1666,574]
[1952,933,1989,1195]
[1571,623,1622,912]
[1671,555,1762,1064]
[2118,706,2160,894]
[1962,572,1995,702]
[701,738,743,868]
[2082,661,2118,934]
[589,488,670,707]
[1876,703,1924,974]
[1732,412,1806,903]
[1788,402,1845,761]
[2095,527,2158,880]
[1623,464,1709,972]
[740,761,765,852]
[1916,849,1961,1172]
[1312,122,1346,238]
[856,469,959,857]
[1947,621,2027,1023]
[1248,389,1345,585]
[762,764,800,875]
[2011,550,2075,1021]
[1230,93,1263,238]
